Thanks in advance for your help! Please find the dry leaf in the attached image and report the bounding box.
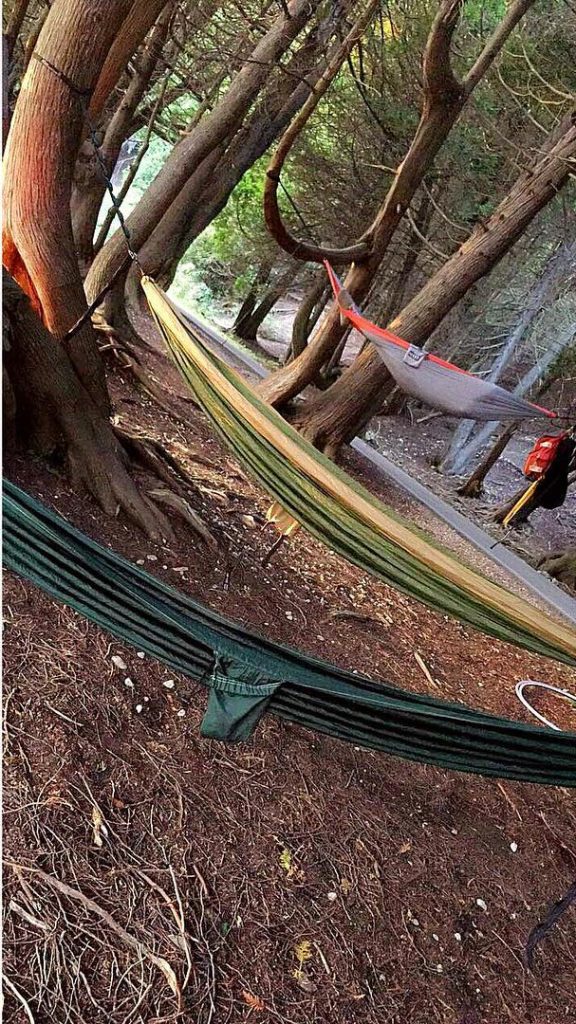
[91,806,107,848]
[280,848,293,874]
[242,990,265,1011]
[294,971,317,993]
[293,939,312,980]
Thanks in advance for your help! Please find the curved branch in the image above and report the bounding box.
[263,0,379,265]
[422,0,463,102]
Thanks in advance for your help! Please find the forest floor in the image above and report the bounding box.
[3,313,576,1024]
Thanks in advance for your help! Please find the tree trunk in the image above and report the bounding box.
[492,481,541,526]
[234,263,299,344]
[447,316,576,476]
[258,0,536,407]
[88,0,170,122]
[377,190,434,325]
[122,2,350,295]
[2,0,133,412]
[3,0,31,59]
[2,33,10,144]
[2,0,174,538]
[457,421,521,498]
[286,272,328,363]
[442,238,576,474]
[71,2,174,273]
[85,0,314,305]
[285,115,576,454]
[3,271,169,540]
[232,256,274,335]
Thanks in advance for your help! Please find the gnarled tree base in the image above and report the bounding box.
[289,348,392,457]
[537,549,576,591]
[3,271,212,545]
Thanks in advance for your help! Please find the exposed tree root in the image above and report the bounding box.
[3,272,214,545]
[149,487,218,549]
[537,549,576,591]
[113,423,220,548]
[93,312,197,420]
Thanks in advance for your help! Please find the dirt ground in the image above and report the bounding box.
[3,332,576,1024]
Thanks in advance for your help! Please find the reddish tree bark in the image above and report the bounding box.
[2,0,174,537]
[3,271,169,539]
[71,2,175,272]
[88,0,170,121]
[3,0,133,409]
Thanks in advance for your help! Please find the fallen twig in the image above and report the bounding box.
[5,861,182,1010]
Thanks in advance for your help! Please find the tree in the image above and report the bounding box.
[279,113,576,456]
[124,1,359,295]
[71,1,176,273]
[454,315,576,488]
[442,238,576,476]
[258,0,536,407]
[2,0,175,536]
[233,260,299,347]
[84,0,315,307]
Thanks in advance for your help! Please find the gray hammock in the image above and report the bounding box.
[325,262,557,422]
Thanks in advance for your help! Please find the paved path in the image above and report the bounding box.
[174,300,576,626]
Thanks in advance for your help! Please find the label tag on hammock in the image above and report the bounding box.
[403,345,427,368]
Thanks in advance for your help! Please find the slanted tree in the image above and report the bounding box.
[233,261,299,347]
[84,0,316,308]
[442,238,576,476]
[125,1,358,294]
[280,114,576,456]
[259,0,536,407]
[71,0,176,273]
[286,269,328,363]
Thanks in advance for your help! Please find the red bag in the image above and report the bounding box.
[523,433,567,479]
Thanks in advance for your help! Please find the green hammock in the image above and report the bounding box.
[141,278,576,667]
[4,479,576,786]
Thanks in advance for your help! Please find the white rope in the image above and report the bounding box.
[515,680,576,732]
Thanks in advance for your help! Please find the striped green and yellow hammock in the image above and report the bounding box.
[141,278,576,667]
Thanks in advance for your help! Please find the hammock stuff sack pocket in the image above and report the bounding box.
[524,432,575,509]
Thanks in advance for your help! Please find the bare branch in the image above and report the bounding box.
[463,0,537,96]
